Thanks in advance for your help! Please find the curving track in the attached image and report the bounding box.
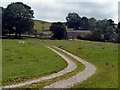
[3,46,96,88]
[45,46,96,88]
[3,46,77,88]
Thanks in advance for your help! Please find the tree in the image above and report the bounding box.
[66,13,81,30]
[107,19,114,26]
[2,7,8,36]
[89,19,116,42]
[50,22,66,40]
[81,16,90,29]
[90,28,104,41]
[3,2,34,38]
[104,26,116,41]
[118,22,120,29]
[88,17,97,30]
[0,7,2,38]
[115,22,120,43]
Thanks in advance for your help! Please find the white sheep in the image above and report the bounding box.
[19,41,25,44]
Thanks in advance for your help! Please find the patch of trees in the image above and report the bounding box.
[117,22,120,43]
[66,13,96,30]
[66,13,119,43]
[0,7,2,37]
[2,2,34,38]
[50,22,66,40]
[78,19,119,43]
[66,13,81,30]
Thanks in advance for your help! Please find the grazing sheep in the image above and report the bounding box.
[19,41,25,44]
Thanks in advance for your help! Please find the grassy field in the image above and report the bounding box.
[2,39,118,88]
[33,20,72,33]
[23,46,85,88]
[2,39,67,86]
[44,40,118,88]
[34,20,51,33]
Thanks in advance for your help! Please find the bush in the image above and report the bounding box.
[77,35,84,39]
[50,22,66,40]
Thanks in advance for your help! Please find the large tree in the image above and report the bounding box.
[118,22,120,29]
[88,17,97,30]
[3,2,34,38]
[0,7,2,37]
[81,16,90,29]
[66,13,81,30]
[50,22,66,40]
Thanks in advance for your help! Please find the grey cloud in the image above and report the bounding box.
[118,2,120,22]
[40,2,117,22]
[0,1,118,23]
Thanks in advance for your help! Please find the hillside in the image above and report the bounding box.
[34,20,51,33]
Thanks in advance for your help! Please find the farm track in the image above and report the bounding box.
[45,46,96,88]
[3,46,96,88]
[3,46,77,88]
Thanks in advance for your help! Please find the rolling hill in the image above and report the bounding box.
[34,19,51,33]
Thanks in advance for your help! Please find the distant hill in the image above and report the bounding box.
[34,19,51,33]
[33,19,72,33]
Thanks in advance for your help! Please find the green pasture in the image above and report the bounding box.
[44,40,118,88]
[2,39,118,88]
[34,20,51,33]
[2,39,67,86]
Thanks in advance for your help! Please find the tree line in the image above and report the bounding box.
[51,13,119,43]
[2,2,120,43]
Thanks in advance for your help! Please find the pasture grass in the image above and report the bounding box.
[22,46,85,88]
[34,20,51,32]
[44,40,118,88]
[2,39,67,86]
[2,39,118,88]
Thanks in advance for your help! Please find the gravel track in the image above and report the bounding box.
[3,46,77,88]
[44,46,96,88]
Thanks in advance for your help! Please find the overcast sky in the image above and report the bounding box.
[0,0,119,23]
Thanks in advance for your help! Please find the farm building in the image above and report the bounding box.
[66,30,91,39]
